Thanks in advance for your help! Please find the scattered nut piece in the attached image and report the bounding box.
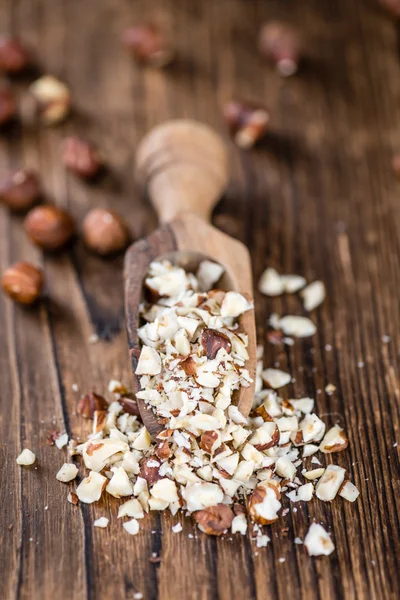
[2,262,44,305]
[231,513,248,535]
[77,392,108,419]
[304,468,325,481]
[319,425,348,453]
[94,517,109,528]
[172,522,183,533]
[196,260,224,291]
[315,465,346,501]
[76,471,107,504]
[0,84,16,125]
[67,491,79,505]
[118,498,144,519]
[279,316,316,338]
[304,523,335,556]
[220,291,253,318]
[62,136,103,179]
[258,268,284,296]
[56,463,78,483]
[223,100,270,149]
[122,23,174,67]
[262,368,291,389]
[29,75,70,125]
[339,481,360,503]
[24,205,75,250]
[325,383,336,395]
[123,518,140,535]
[193,504,234,535]
[0,170,41,212]
[0,36,30,73]
[106,466,134,498]
[55,432,69,449]
[258,21,302,77]
[16,448,36,466]
[248,482,281,525]
[301,281,325,311]
[82,208,130,256]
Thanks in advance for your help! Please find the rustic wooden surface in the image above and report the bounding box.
[1,0,399,599]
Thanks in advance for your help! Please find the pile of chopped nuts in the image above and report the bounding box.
[39,261,359,556]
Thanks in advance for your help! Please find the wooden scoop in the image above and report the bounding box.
[124,120,256,438]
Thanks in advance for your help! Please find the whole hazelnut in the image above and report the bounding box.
[29,75,71,126]
[24,205,75,251]
[0,85,16,126]
[82,208,130,256]
[378,0,400,17]
[0,170,41,212]
[258,21,302,77]
[62,136,102,178]
[121,24,174,68]
[2,261,44,305]
[0,36,30,73]
[222,100,270,149]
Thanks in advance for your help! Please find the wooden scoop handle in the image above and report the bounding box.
[136,120,229,223]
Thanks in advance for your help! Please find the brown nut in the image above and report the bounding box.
[29,75,70,126]
[62,136,102,179]
[222,101,270,149]
[139,456,162,485]
[0,170,41,212]
[193,504,234,536]
[378,0,400,17]
[200,430,220,454]
[201,328,232,360]
[82,208,130,256]
[0,85,16,126]
[155,440,171,460]
[77,392,108,419]
[258,21,301,77]
[121,23,174,68]
[180,356,197,376]
[247,481,281,525]
[0,36,30,73]
[1,261,44,305]
[24,205,75,251]
[118,396,140,417]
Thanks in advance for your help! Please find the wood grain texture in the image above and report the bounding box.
[1,0,399,599]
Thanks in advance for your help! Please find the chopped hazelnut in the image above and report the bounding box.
[201,328,231,359]
[139,457,162,485]
[16,448,36,466]
[24,205,75,251]
[82,208,130,256]
[304,523,335,556]
[76,471,107,503]
[0,170,41,212]
[62,136,103,179]
[193,504,234,535]
[320,425,348,453]
[56,463,78,483]
[223,100,270,149]
[258,21,302,77]
[0,36,30,73]
[94,517,109,528]
[315,465,346,501]
[248,481,281,524]
[77,392,108,419]
[121,23,174,68]
[2,262,44,305]
[119,396,140,417]
[29,75,71,125]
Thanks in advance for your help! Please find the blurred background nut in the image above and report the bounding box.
[29,75,71,125]
[0,84,16,126]
[82,208,130,256]
[24,205,75,251]
[258,21,302,77]
[223,100,270,149]
[121,23,174,68]
[391,153,400,177]
[1,261,44,305]
[0,36,30,73]
[62,136,103,179]
[378,0,400,17]
[0,170,41,212]
[77,392,108,419]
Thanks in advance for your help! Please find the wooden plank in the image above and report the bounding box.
[0,0,399,599]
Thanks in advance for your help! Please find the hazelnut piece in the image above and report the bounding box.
[24,205,75,251]
[82,208,130,256]
[118,396,140,417]
[121,24,174,68]
[258,21,302,77]
[62,136,103,179]
[201,328,231,360]
[139,457,162,485]
[0,170,41,212]
[222,101,270,149]
[0,36,30,73]
[77,392,108,419]
[2,261,44,305]
[29,75,71,125]
[193,504,234,536]
[0,85,16,126]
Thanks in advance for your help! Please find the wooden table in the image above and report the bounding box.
[1,1,399,598]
